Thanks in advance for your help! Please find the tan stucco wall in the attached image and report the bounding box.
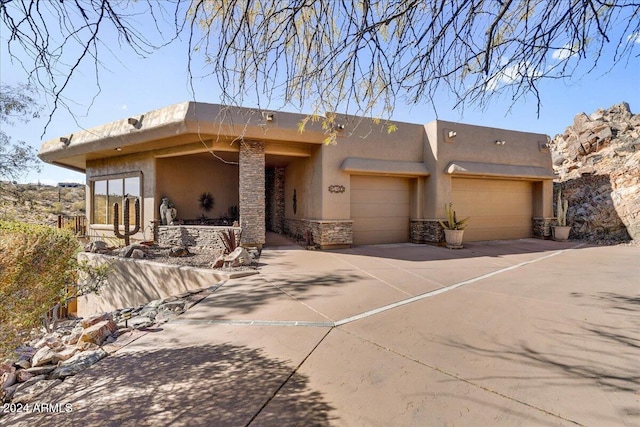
[86,152,156,241]
[156,156,239,221]
[423,120,554,219]
[320,119,426,220]
[76,252,255,317]
[284,146,323,219]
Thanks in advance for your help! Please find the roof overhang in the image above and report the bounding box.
[445,161,555,180]
[341,157,430,177]
[38,102,328,172]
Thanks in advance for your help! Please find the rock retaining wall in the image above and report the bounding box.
[157,226,241,253]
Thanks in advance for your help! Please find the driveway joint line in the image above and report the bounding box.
[179,245,584,329]
[170,319,335,327]
[260,274,336,322]
[334,245,583,326]
[327,251,415,297]
[245,327,335,427]
[342,329,585,426]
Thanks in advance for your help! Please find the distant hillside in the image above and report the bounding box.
[0,182,86,225]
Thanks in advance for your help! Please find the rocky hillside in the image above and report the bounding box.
[549,102,639,242]
[0,183,86,226]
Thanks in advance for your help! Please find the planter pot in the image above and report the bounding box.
[444,229,465,249]
[552,226,571,241]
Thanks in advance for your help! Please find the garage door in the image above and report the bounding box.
[351,175,410,245]
[451,178,533,241]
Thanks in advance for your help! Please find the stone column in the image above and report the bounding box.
[239,141,266,247]
[273,167,285,234]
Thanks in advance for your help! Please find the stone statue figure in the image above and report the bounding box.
[160,198,178,225]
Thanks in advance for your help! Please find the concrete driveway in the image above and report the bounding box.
[5,238,640,426]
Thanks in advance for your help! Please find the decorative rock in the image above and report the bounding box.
[14,358,30,370]
[23,365,56,376]
[119,244,147,258]
[159,300,185,312]
[224,246,253,267]
[50,349,107,379]
[81,312,113,329]
[85,240,108,253]
[63,328,84,345]
[12,378,61,404]
[127,316,154,329]
[75,341,100,352]
[1,383,18,402]
[16,369,34,383]
[78,320,117,346]
[31,347,58,367]
[211,255,225,268]
[131,249,145,259]
[169,246,191,257]
[1,366,16,389]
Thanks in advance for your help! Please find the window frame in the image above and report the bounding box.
[89,172,143,226]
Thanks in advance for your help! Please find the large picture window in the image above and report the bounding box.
[91,173,142,225]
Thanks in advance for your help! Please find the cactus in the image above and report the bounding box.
[439,203,470,230]
[556,190,568,226]
[113,198,140,246]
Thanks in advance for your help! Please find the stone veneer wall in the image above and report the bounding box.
[157,226,241,253]
[240,141,266,246]
[273,168,285,234]
[532,217,556,239]
[265,167,285,234]
[284,218,353,248]
[410,220,444,244]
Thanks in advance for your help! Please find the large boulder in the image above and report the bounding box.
[550,102,640,241]
[78,319,117,346]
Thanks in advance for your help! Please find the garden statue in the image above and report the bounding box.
[160,197,177,225]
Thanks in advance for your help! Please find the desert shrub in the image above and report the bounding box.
[72,200,86,213]
[0,221,80,360]
[48,202,64,214]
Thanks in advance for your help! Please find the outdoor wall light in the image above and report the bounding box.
[60,136,70,146]
[495,140,506,145]
[334,123,345,131]
[127,115,144,129]
[265,113,274,122]
[115,147,123,151]
[448,130,457,138]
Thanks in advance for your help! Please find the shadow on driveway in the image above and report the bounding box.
[5,344,336,427]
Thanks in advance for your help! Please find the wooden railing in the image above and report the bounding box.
[57,214,87,237]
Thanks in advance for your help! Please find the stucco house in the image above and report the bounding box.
[39,102,556,249]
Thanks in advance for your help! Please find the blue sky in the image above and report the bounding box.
[1,5,639,185]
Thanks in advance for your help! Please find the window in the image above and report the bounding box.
[91,174,142,225]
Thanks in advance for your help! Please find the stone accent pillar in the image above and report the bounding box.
[239,141,265,247]
[532,217,556,239]
[410,219,444,244]
[273,167,285,234]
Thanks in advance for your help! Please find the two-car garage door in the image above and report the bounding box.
[451,178,533,241]
[350,175,534,245]
[351,176,410,245]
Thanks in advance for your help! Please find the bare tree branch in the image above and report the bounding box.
[1,0,638,140]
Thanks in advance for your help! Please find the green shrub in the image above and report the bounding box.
[72,200,86,213]
[48,202,64,214]
[0,221,80,360]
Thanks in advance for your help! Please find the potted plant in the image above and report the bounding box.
[439,203,470,249]
[552,190,571,241]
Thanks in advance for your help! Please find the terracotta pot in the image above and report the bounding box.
[444,229,465,249]
[552,226,571,241]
